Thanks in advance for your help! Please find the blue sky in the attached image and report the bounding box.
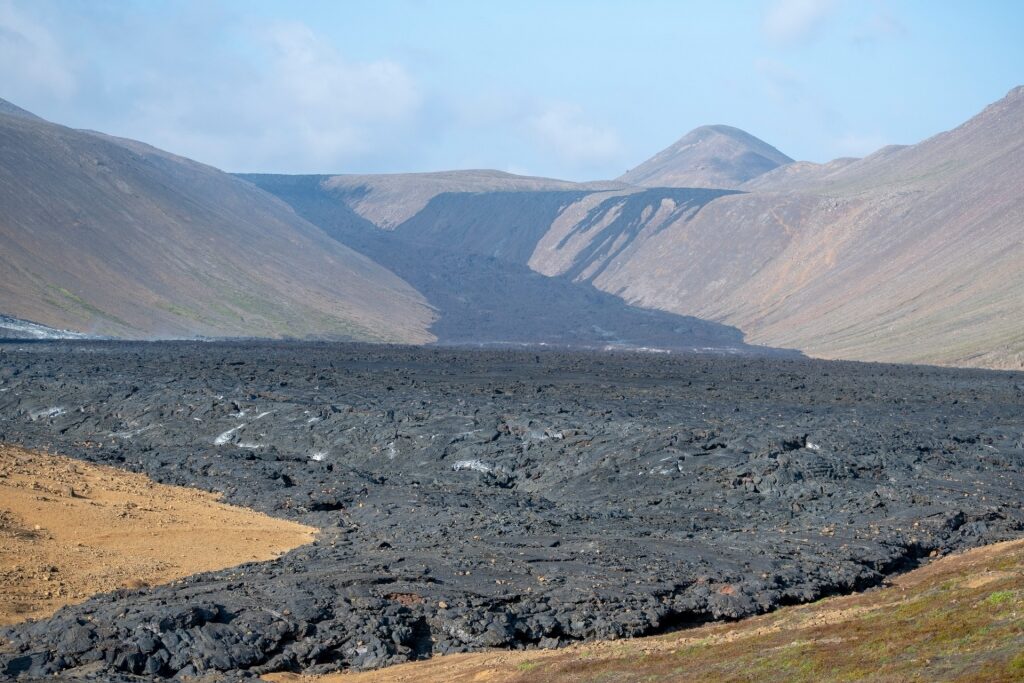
[1,0,1022,179]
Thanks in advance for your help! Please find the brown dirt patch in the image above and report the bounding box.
[0,444,316,626]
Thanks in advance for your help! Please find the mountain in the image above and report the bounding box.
[539,87,1024,369]
[10,85,1017,367]
[256,88,1024,368]
[243,174,785,355]
[618,125,794,188]
[0,98,434,342]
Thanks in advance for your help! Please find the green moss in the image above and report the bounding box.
[157,301,207,323]
[44,284,131,329]
[983,590,1015,607]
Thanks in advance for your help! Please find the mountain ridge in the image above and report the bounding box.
[539,86,1024,368]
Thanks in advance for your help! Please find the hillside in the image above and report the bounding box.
[0,99,434,342]
[617,125,793,189]
[538,88,1024,368]
[249,89,1024,367]
[246,87,1024,367]
[244,175,777,354]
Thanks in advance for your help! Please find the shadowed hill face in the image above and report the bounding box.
[618,125,794,189]
[319,170,628,229]
[0,102,435,342]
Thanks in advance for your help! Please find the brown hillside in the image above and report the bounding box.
[534,87,1024,368]
[0,101,434,342]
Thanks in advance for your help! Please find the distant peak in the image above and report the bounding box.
[619,125,793,189]
[689,124,751,137]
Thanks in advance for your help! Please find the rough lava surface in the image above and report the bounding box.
[1,341,1023,680]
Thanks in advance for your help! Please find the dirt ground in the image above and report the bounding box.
[266,538,1024,683]
[0,444,316,626]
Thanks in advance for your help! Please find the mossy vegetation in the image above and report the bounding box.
[41,282,131,331]
[492,541,1024,683]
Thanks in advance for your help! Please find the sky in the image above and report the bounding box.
[1,0,1022,180]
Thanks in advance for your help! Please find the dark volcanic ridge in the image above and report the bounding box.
[1,341,1023,680]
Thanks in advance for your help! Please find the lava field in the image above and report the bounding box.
[1,341,1023,680]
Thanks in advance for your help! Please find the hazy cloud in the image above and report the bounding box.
[242,21,423,168]
[853,11,909,47]
[93,18,422,173]
[527,103,624,168]
[762,0,837,45]
[0,1,424,173]
[754,57,806,103]
[0,1,76,100]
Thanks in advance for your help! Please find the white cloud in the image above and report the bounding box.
[262,21,419,125]
[113,19,424,173]
[527,103,623,168]
[762,0,837,45]
[0,0,76,99]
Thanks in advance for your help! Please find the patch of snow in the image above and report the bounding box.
[236,442,264,449]
[806,441,822,451]
[452,459,492,473]
[214,424,245,445]
[0,315,93,340]
[108,424,159,439]
[254,411,272,420]
[29,407,65,421]
[307,417,321,424]
[310,451,327,462]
